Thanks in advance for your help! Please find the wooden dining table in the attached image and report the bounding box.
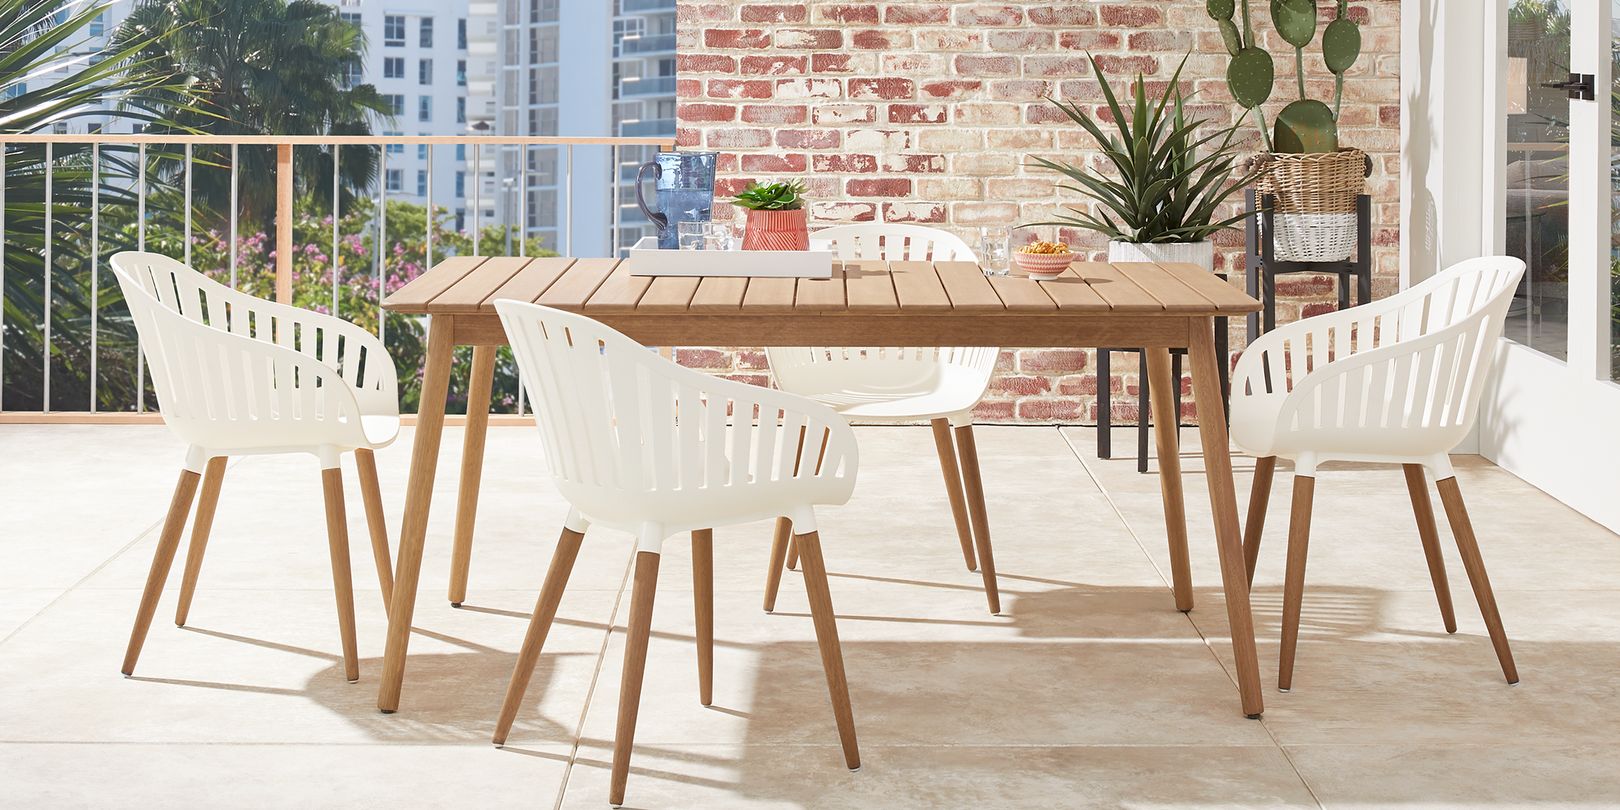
[378,254,1268,718]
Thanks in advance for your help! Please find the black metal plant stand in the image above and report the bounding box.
[1095,311,1229,474]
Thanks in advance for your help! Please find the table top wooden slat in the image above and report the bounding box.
[536,258,621,308]
[687,276,749,312]
[1109,262,1218,314]
[842,260,900,312]
[1068,262,1166,312]
[481,257,577,310]
[740,276,797,313]
[1033,267,1113,312]
[1157,262,1260,313]
[637,276,703,312]
[427,256,531,313]
[583,258,655,312]
[384,255,486,313]
[794,267,847,311]
[987,271,1059,312]
[935,261,1005,312]
[889,261,952,312]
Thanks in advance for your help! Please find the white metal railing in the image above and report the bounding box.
[0,133,674,421]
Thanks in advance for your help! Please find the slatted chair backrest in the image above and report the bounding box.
[810,223,976,263]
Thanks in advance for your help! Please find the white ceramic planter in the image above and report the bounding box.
[1107,240,1215,272]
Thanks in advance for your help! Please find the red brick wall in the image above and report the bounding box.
[674,0,1402,424]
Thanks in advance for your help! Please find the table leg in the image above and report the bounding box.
[1187,317,1266,718]
[1145,349,1193,612]
[378,316,457,713]
[449,345,497,607]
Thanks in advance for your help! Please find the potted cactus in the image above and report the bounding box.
[733,180,810,251]
[1209,0,1366,262]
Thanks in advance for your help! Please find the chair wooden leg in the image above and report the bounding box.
[692,529,714,706]
[793,530,861,771]
[122,469,202,676]
[763,517,792,613]
[174,456,228,627]
[953,425,1001,615]
[449,344,497,607]
[1145,349,1193,611]
[1435,477,1519,684]
[610,551,661,807]
[1278,474,1316,692]
[931,418,978,572]
[1244,455,1277,587]
[493,527,585,745]
[1402,464,1457,634]
[785,537,800,571]
[321,468,360,683]
[355,448,395,611]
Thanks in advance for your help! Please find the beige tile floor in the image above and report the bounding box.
[1,423,1618,808]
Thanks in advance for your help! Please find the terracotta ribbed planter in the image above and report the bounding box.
[742,208,810,251]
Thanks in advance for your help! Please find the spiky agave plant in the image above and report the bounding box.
[1025,54,1262,244]
[731,180,807,211]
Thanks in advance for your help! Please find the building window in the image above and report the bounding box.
[385,169,402,192]
[418,144,428,160]
[383,57,404,79]
[455,144,465,161]
[454,171,465,198]
[416,170,428,197]
[456,97,465,124]
[384,131,403,155]
[339,11,360,27]
[384,94,404,116]
[456,59,467,86]
[418,95,432,122]
[457,18,466,50]
[384,15,405,46]
[418,58,432,85]
[341,59,362,88]
[419,16,433,47]
[88,12,104,36]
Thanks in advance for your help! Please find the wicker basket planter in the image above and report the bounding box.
[1254,148,1367,262]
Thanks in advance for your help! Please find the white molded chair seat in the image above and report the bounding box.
[763,224,1004,615]
[490,301,862,808]
[108,251,400,685]
[1233,255,1526,692]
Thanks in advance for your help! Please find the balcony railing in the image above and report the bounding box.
[0,133,673,422]
[618,33,676,56]
[619,75,677,97]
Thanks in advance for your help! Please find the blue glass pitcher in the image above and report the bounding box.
[635,151,717,249]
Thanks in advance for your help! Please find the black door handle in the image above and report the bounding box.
[1539,72,1596,101]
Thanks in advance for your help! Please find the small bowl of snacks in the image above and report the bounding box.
[1013,240,1075,279]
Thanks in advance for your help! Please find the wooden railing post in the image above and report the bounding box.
[275,143,294,304]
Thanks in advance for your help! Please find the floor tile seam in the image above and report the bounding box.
[553,545,637,810]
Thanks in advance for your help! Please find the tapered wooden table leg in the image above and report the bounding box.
[692,529,714,706]
[122,468,201,676]
[1436,477,1519,684]
[449,344,496,607]
[1403,464,1457,634]
[322,467,360,682]
[1278,475,1315,692]
[1146,349,1194,612]
[763,517,792,613]
[378,316,457,713]
[794,530,860,770]
[1188,317,1265,718]
[1244,456,1277,586]
[355,448,395,610]
[493,527,585,745]
[953,425,1001,615]
[931,418,978,571]
[175,456,228,627]
[610,551,661,808]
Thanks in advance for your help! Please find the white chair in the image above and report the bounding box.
[109,251,399,683]
[1233,256,1526,691]
[764,223,1003,614]
[490,301,861,808]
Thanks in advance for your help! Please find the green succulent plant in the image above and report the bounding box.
[1207,0,1362,153]
[731,180,808,211]
[1024,55,1263,244]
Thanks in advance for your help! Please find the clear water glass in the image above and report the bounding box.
[704,221,738,251]
[678,220,711,250]
[978,226,1011,276]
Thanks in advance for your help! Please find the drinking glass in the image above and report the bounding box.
[678,220,711,250]
[978,226,1011,276]
[704,221,738,251]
